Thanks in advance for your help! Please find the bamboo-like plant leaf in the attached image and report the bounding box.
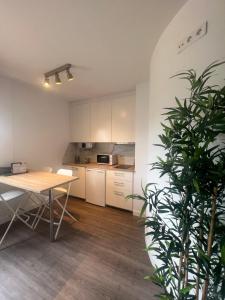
[131,61,225,299]
[221,236,225,265]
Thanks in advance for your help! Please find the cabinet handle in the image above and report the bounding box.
[114,181,124,187]
[114,191,124,197]
[114,172,125,177]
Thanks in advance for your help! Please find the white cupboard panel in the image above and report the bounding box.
[106,170,133,211]
[106,185,133,211]
[86,169,106,206]
[108,179,132,191]
[90,100,111,142]
[70,102,90,142]
[107,170,133,182]
[70,166,86,199]
[111,94,135,143]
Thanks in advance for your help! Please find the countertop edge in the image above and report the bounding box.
[63,163,135,173]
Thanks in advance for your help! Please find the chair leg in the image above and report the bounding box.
[55,199,79,222]
[33,203,47,229]
[55,182,74,239]
[64,208,79,222]
[2,193,34,230]
[31,203,43,229]
[0,203,22,247]
[54,195,69,240]
[0,191,47,248]
[0,214,17,247]
[27,192,48,229]
[34,183,79,239]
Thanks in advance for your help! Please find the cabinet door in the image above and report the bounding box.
[86,169,106,206]
[90,100,111,142]
[111,94,135,143]
[106,187,133,211]
[106,170,133,211]
[70,166,86,199]
[70,102,90,142]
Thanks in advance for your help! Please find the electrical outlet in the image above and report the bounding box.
[178,21,208,53]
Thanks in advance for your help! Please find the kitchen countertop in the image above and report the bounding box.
[63,162,135,172]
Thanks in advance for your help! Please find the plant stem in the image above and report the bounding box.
[195,201,204,300]
[184,232,189,288]
[183,191,190,291]
[201,187,217,300]
[178,250,184,294]
[178,194,185,296]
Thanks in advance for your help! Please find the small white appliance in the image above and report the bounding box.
[11,162,27,174]
[86,169,106,207]
[97,154,117,165]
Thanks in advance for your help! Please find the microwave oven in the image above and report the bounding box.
[97,154,117,165]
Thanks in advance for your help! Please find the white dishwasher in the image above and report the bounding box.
[86,168,106,207]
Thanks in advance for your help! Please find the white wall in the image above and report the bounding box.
[133,82,149,216]
[147,0,225,266]
[0,76,69,170]
[0,77,14,165]
[0,76,70,223]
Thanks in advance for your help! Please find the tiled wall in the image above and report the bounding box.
[63,143,135,165]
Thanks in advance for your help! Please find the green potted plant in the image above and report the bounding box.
[130,61,225,299]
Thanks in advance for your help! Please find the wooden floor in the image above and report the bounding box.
[0,198,160,300]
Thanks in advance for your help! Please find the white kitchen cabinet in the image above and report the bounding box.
[70,102,90,142]
[106,170,133,211]
[90,100,111,142]
[69,166,86,199]
[111,94,135,143]
[86,168,106,206]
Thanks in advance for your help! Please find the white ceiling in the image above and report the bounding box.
[0,0,187,100]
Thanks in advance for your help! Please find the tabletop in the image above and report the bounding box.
[0,171,78,194]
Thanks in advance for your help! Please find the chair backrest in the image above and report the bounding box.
[42,166,53,173]
[56,169,73,195]
[57,168,73,176]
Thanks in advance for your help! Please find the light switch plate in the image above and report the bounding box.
[178,21,208,53]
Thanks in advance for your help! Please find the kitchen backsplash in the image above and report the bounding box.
[63,143,135,165]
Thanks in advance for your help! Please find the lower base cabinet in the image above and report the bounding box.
[106,170,133,211]
[69,166,86,199]
[86,168,106,207]
[67,166,133,211]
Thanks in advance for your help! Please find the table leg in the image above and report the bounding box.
[49,189,54,242]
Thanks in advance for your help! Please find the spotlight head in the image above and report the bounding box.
[43,77,50,88]
[55,73,62,85]
[66,68,74,81]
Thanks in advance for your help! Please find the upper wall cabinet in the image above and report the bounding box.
[111,94,135,143]
[70,102,91,142]
[69,93,135,143]
[90,100,111,142]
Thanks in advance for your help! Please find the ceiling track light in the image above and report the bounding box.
[43,63,74,87]
[66,68,74,81]
[55,73,62,85]
[43,76,50,88]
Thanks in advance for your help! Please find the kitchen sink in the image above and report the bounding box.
[114,165,132,169]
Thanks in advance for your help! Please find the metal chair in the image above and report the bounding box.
[22,166,54,226]
[34,168,78,239]
[0,190,33,247]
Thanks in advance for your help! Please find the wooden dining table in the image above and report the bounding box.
[0,171,78,241]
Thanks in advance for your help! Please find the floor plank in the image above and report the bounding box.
[0,198,160,300]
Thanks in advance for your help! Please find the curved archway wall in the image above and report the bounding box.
[147,0,225,266]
